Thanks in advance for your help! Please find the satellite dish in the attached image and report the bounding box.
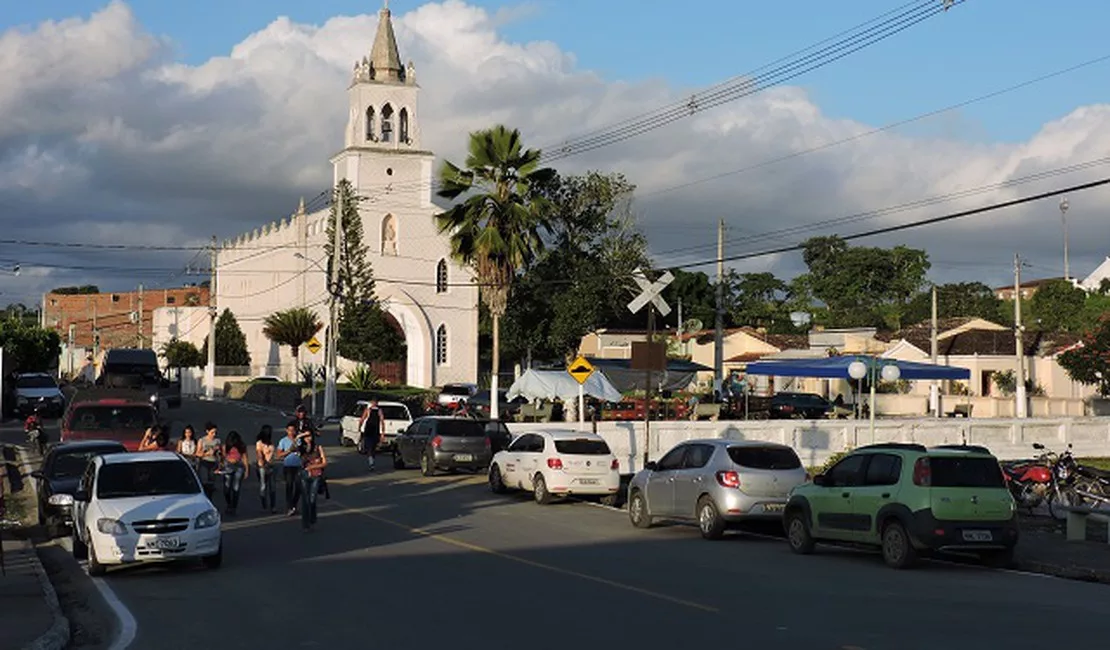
[683,318,704,333]
[790,311,812,328]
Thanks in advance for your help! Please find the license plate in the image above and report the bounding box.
[148,536,182,550]
[962,530,992,542]
[763,503,785,513]
[578,479,599,485]
[454,454,473,462]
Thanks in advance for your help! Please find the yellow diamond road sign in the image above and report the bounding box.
[567,356,595,385]
[306,337,322,354]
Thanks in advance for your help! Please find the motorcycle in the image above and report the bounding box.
[1001,443,1076,519]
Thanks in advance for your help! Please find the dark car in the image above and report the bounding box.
[392,416,500,476]
[769,392,832,419]
[31,440,127,536]
[467,390,527,419]
[10,372,66,417]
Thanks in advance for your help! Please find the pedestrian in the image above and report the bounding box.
[276,421,301,517]
[359,400,385,471]
[138,425,171,451]
[222,431,249,515]
[196,422,223,500]
[294,405,330,499]
[297,432,327,532]
[255,425,277,514]
[177,425,198,469]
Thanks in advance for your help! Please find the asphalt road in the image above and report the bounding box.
[13,400,1110,649]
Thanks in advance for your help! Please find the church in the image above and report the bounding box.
[214,3,479,389]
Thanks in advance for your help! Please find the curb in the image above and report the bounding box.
[1015,559,1110,584]
[11,447,71,650]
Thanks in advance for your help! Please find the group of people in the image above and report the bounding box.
[137,405,329,532]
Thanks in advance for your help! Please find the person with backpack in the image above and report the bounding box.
[358,400,385,471]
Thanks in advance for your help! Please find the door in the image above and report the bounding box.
[513,434,545,489]
[500,434,536,487]
[851,453,903,541]
[401,421,431,464]
[344,402,367,442]
[73,462,96,540]
[672,443,715,518]
[812,454,868,539]
[645,445,688,517]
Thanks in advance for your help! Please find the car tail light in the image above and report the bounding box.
[484,436,491,448]
[547,458,563,469]
[610,458,620,470]
[913,457,931,486]
[431,435,443,449]
[716,470,741,488]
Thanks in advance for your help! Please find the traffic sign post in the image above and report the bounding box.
[627,267,673,466]
[306,336,322,355]
[567,356,595,427]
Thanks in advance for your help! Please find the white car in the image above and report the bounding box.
[70,451,222,575]
[437,383,478,408]
[488,429,620,505]
[340,401,413,449]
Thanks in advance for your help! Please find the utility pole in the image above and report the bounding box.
[136,283,144,347]
[676,296,683,356]
[324,183,344,420]
[205,236,217,399]
[714,218,725,394]
[929,285,939,417]
[1013,253,1027,418]
[643,305,655,466]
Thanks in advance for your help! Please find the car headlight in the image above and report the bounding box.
[48,494,74,506]
[96,518,127,535]
[194,509,220,530]
[149,394,159,404]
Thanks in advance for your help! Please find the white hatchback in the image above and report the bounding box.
[488,429,620,505]
[340,401,413,449]
[71,451,222,575]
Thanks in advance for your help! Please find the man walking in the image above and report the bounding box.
[276,422,302,516]
[359,400,385,471]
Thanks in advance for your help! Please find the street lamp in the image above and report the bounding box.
[848,357,901,441]
[1059,197,1070,281]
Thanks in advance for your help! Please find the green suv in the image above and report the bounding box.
[783,443,1018,569]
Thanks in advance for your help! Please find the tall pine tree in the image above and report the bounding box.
[325,179,406,364]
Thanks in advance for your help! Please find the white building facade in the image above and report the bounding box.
[214,5,479,388]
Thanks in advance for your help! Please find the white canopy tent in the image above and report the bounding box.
[507,369,623,403]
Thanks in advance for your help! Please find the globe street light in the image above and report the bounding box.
[1059,197,1070,281]
[848,357,901,441]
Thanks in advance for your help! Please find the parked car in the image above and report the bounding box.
[71,451,223,575]
[783,443,1018,568]
[769,392,832,419]
[61,390,159,451]
[488,429,620,505]
[340,401,413,449]
[467,390,527,419]
[627,439,808,540]
[436,383,478,408]
[31,440,128,537]
[392,416,495,476]
[9,372,67,418]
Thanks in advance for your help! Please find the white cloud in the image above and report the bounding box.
[1,0,1109,305]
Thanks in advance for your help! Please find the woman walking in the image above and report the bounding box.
[177,426,198,469]
[138,425,171,451]
[196,422,223,499]
[298,433,327,532]
[255,425,277,514]
[222,431,249,515]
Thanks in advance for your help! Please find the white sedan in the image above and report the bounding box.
[340,400,413,450]
[71,451,222,575]
[488,429,620,505]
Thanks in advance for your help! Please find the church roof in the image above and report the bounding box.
[369,2,404,83]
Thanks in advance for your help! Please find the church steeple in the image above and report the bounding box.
[368,1,404,83]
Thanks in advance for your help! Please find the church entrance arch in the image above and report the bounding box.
[381,294,431,389]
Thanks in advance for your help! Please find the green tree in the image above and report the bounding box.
[50,285,99,295]
[324,179,405,363]
[262,308,323,373]
[435,125,555,404]
[661,269,719,329]
[200,308,251,367]
[902,282,1002,326]
[1030,279,1086,331]
[159,339,204,368]
[0,320,61,372]
[731,272,793,330]
[1057,314,1110,396]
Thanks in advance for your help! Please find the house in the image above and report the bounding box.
[1079,256,1110,293]
[994,277,1064,301]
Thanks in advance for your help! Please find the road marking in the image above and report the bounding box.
[93,575,138,650]
[332,497,719,614]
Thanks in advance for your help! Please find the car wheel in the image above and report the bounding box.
[628,490,653,528]
[420,452,437,477]
[71,530,88,560]
[697,496,726,540]
[488,464,507,494]
[392,450,406,470]
[87,531,106,576]
[881,520,918,569]
[202,545,223,570]
[785,511,816,555]
[533,474,553,505]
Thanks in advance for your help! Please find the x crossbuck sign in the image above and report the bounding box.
[627,267,674,317]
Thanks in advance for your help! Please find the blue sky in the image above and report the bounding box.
[5,0,1109,144]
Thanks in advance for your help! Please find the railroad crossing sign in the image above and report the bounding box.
[567,355,595,385]
[305,336,322,355]
[627,267,674,317]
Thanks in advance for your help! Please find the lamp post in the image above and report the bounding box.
[848,357,901,443]
[1059,197,1070,282]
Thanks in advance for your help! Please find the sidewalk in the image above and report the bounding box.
[1,537,69,650]
[1015,515,1110,583]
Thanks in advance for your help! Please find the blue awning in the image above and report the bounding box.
[743,355,969,380]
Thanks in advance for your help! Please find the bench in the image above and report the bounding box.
[1063,505,1110,543]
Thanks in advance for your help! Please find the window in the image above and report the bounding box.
[379,405,409,420]
[727,445,802,470]
[380,104,394,142]
[863,453,903,486]
[166,296,176,305]
[683,444,715,469]
[381,214,397,255]
[825,454,867,487]
[434,419,486,438]
[16,375,57,389]
[48,445,125,479]
[656,445,687,471]
[928,456,1005,488]
[96,460,201,498]
[554,439,610,455]
[435,324,448,365]
[69,406,156,432]
[436,259,448,293]
[365,106,376,141]
[399,108,409,143]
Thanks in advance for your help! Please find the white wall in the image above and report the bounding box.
[152,306,211,359]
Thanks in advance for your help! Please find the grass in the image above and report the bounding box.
[1,446,35,528]
[1078,458,1110,471]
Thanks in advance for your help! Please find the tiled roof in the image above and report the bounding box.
[894,328,1081,357]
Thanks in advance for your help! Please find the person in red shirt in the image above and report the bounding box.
[24,408,47,454]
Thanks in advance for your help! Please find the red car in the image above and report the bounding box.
[60,390,159,451]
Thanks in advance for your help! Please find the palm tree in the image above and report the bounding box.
[435,125,555,419]
[262,307,323,378]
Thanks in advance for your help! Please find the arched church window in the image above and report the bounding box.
[399,108,410,144]
[435,259,448,293]
[381,104,394,143]
[436,324,448,365]
[365,106,376,142]
[381,214,398,256]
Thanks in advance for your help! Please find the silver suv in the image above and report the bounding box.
[627,439,808,539]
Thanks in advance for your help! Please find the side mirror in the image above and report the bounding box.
[29,470,44,480]
[644,461,658,471]
[812,474,828,487]
[73,489,89,502]
[1032,443,1045,450]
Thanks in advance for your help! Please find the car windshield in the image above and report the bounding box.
[96,460,201,498]
[442,385,472,396]
[380,405,408,420]
[17,375,57,389]
[70,406,155,432]
[50,447,126,478]
[554,439,610,455]
[727,445,802,470]
[928,456,1005,488]
[435,420,486,437]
